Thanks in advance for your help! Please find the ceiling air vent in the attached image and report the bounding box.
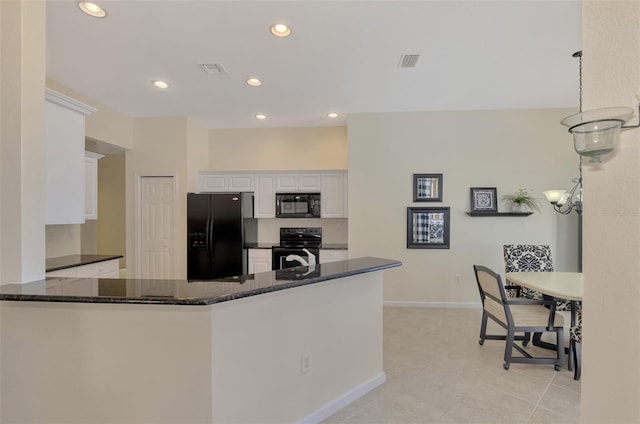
[398,54,420,69]
[199,63,227,75]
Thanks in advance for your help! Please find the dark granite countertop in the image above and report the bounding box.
[46,254,124,272]
[244,243,348,250]
[1,257,400,306]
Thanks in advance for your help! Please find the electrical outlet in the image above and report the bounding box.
[455,274,461,283]
[301,354,311,374]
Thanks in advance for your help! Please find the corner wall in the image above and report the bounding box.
[97,154,126,268]
[1,0,46,283]
[581,1,640,421]
[348,108,578,305]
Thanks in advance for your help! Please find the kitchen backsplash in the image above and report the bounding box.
[45,224,82,258]
[256,218,348,245]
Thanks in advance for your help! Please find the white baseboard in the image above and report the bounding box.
[383,301,481,308]
[298,372,386,424]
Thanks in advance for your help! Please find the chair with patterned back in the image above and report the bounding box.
[503,244,572,311]
[570,302,582,380]
[473,264,565,371]
[503,244,553,300]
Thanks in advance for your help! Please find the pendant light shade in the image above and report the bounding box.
[561,106,635,163]
[561,51,639,163]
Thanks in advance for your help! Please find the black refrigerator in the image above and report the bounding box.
[187,192,256,280]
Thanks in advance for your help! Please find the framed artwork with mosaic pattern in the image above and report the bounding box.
[407,206,450,249]
[470,187,498,214]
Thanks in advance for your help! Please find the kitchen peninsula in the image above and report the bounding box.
[0,257,400,424]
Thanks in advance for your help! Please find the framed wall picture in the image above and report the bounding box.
[470,187,498,214]
[413,173,443,202]
[407,207,450,249]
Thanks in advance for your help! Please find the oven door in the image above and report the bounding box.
[272,247,319,270]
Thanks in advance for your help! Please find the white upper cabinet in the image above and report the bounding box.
[254,174,276,218]
[228,174,254,191]
[45,89,97,225]
[198,170,347,218]
[84,151,104,220]
[321,171,348,218]
[200,173,254,192]
[276,172,321,192]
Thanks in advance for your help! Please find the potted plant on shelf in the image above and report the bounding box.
[501,188,542,213]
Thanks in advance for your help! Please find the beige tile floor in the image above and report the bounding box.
[323,307,581,424]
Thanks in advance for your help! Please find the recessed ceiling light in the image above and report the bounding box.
[327,112,339,119]
[246,78,262,87]
[152,80,170,89]
[270,23,292,38]
[77,2,106,18]
[255,114,267,120]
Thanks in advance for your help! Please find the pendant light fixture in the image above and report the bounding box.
[561,51,640,163]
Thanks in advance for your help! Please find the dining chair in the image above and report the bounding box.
[503,244,572,311]
[473,264,565,371]
[503,244,552,300]
[570,302,582,380]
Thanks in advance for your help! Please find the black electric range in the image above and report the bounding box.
[272,227,321,270]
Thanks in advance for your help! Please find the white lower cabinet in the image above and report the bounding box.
[46,258,120,279]
[319,249,348,263]
[45,278,99,296]
[248,249,272,273]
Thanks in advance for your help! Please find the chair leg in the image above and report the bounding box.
[573,341,582,380]
[479,312,489,345]
[554,327,564,371]
[523,331,531,347]
[503,329,515,370]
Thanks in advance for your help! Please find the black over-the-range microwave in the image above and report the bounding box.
[275,193,321,218]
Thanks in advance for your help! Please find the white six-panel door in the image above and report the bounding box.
[139,176,175,280]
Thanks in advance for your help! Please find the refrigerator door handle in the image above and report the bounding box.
[209,217,215,257]
[205,217,211,250]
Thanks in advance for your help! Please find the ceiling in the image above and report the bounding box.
[46,0,582,130]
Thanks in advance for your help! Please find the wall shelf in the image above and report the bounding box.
[466,212,533,217]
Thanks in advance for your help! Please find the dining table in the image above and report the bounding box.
[505,271,583,371]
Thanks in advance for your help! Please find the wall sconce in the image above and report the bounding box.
[543,184,582,215]
[543,157,582,215]
[543,157,584,271]
[560,51,640,163]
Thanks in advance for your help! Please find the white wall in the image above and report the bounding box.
[582,1,640,422]
[0,0,46,284]
[187,117,210,193]
[209,127,348,171]
[348,109,579,305]
[0,273,384,423]
[97,154,126,268]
